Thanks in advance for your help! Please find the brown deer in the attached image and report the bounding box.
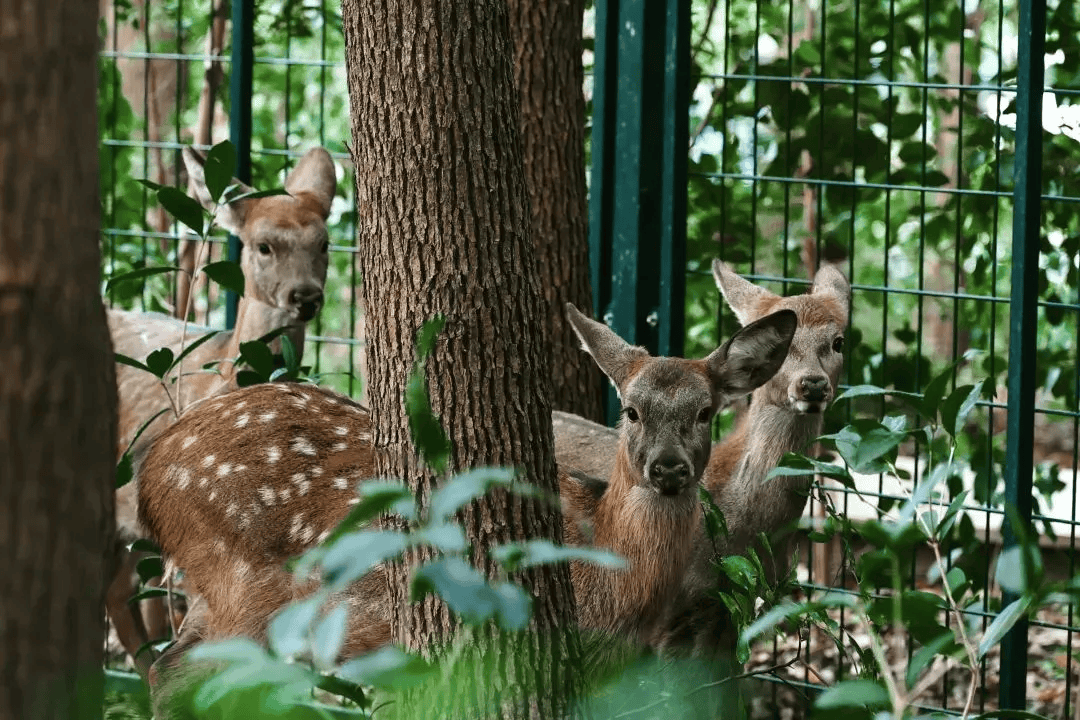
[106,144,337,676]
[552,262,850,662]
[132,303,797,701]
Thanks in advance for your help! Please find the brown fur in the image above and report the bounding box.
[107,145,337,677]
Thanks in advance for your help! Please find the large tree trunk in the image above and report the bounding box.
[341,1,582,718]
[0,0,118,718]
[507,0,603,422]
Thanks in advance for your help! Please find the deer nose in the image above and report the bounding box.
[800,375,830,402]
[649,454,691,496]
[288,285,324,321]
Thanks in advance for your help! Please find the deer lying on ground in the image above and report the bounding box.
[106,144,337,677]
[132,303,797,705]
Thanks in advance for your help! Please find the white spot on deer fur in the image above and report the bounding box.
[300,525,316,544]
[236,401,248,410]
[201,455,216,468]
[209,490,217,502]
[266,446,281,464]
[199,476,209,488]
[310,467,323,476]
[347,405,362,414]
[259,411,277,423]
[226,502,238,518]
[289,513,305,541]
[357,431,372,443]
[333,442,347,452]
[235,413,250,428]
[332,477,348,490]
[236,464,247,473]
[291,437,316,456]
[217,462,233,478]
[316,530,330,544]
[279,487,291,502]
[167,464,192,490]
[292,473,311,496]
[290,394,309,409]
[348,497,360,506]
[182,435,197,450]
[324,396,339,406]
[333,426,348,436]
[259,486,276,505]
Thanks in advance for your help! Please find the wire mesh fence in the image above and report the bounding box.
[97,0,1077,716]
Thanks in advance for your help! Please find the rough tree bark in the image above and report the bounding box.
[341,1,582,718]
[507,0,603,422]
[0,0,118,718]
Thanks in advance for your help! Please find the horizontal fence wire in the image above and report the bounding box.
[691,0,1079,714]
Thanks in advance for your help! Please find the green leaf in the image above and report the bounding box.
[202,260,245,296]
[826,419,907,474]
[833,384,922,407]
[430,467,517,521]
[156,186,205,235]
[766,452,853,486]
[225,187,291,203]
[268,596,320,658]
[238,340,276,379]
[336,647,435,691]
[720,555,759,588]
[130,538,160,553]
[128,587,169,603]
[314,530,410,592]
[491,539,625,573]
[137,178,165,191]
[320,481,415,547]
[941,381,985,438]
[114,352,151,373]
[411,557,532,630]
[145,347,175,378]
[994,546,1026,594]
[411,523,469,553]
[105,265,183,292]
[406,363,451,474]
[115,454,133,490]
[170,330,222,372]
[203,140,236,203]
[135,555,164,583]
[978,596,1031,659]
[905,632,959,690]
[281,334,299,372]
[311,603,348,669]
[415,314,446,360]
[814,679,890,710]
[740,601,806,644]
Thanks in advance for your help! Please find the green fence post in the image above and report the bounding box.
[226,0,254,329]
[588,0,689,422]
[1000,0,1045,710]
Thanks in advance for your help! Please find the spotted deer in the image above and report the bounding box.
[106,144,337,676]
[132,303,796,698]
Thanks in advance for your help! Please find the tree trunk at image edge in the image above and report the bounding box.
[341,1,582,718]
[508,0,603,423]
[0,0,119,718]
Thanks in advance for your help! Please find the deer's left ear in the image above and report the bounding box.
[811,264,851,316]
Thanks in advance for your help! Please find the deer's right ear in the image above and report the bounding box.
[565,304,649,393]
[712,260,778,326]
[182,146,253,236]
[705,308,797,399]
[284,147,337,220]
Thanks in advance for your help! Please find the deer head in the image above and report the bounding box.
[182,147,336,323]
[565,303,798,498]
[712,260,850,414]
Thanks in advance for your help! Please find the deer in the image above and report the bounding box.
[105,144,337,677]
[552,262,850,667]
[130,303,797,707]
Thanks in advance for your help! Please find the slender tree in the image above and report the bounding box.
[341,1,582,717]
[507,0,603,422]
[0,0,118,718]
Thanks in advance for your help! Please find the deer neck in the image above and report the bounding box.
[713,398,823,549]
[589,445,700,638]
[220,297,307,381]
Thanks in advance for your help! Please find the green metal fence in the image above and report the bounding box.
[99,0,1078,715]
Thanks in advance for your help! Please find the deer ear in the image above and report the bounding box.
[284,147,337,219]
[565,304,649,394]
[182,146,253,236]
[712,260,778,326]
[705,309,797,400]
[811,264,851,317]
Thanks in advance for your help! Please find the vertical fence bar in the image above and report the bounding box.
[226,0,254,329]
[657,0,688,358]
[588,0,617,325]
[999,0,1045,710]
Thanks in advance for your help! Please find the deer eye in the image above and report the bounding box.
[832,336,845,353]
[697,407,712,424]
[321,241,329,254]
[258,243,271,256]
[624,407,639,423]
